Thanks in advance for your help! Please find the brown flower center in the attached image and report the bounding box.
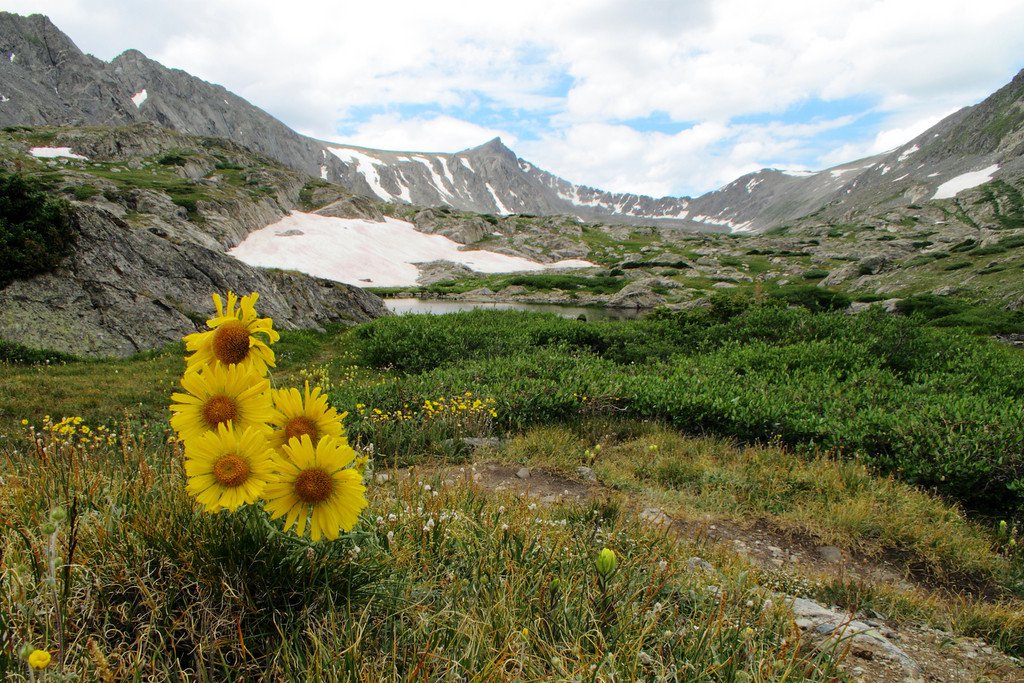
[212,321,251,365]
[202,395,238,428]
[212,454,251,487]
[284,416,319,444]
[294,468,334,504]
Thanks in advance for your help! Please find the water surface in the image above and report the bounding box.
[383,298,646,321]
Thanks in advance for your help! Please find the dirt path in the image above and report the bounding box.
[390,460,1024,683]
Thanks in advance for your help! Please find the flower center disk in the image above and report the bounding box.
[212,321,251,365]
[284,416,318,444]
[202,395,238,428]
[213,453,251,487]
[294,468,334,504]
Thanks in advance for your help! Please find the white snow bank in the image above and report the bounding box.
[485,183,513,215]
[327,147,392,201]
[932,164,999,200]
[228,212,594,288]
[131,89,148,107]
[897,144,919,162]
[29,147,88,160]
[779,169,817,177]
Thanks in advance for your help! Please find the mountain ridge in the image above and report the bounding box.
[1,11,1022,233]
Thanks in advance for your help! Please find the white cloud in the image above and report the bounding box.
[332,114,516,154]
[4,0,1024,196]
[819,110,957,167]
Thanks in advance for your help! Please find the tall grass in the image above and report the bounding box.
[1,419,844,680]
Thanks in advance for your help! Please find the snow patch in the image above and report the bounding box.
[880,165,891,175]
[131,89,148,107]
[0,94,9,103]
[745,178,762,193]
[780,169,817,176]
[319,165,328,180]
[932,165,1000,199]
[437,156,455,185]
[9,53,14,62]
[485,183,513,215]
[29,147,88,160]
[328,147,392,201]
[393,170,412,203]
[228,212,593,288]
[830,168,855,178]
[691,214,748,231]
[891,174,909,182]
[897,144,919,162]
[459,157,475,173]
[412,155,454,199]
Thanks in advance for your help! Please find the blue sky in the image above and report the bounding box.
[8,0,1024,197]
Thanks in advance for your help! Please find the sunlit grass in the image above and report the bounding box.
[1,419,844,680]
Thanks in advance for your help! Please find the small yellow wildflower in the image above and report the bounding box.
[28,649,51,670]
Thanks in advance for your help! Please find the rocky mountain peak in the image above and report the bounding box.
[2,11,1022,234]
[466,136,517,160]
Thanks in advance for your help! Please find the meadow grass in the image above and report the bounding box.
[1,419,845,681]
[3,304,1024,678]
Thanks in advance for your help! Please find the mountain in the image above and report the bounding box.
[1,11,1022,235]
[691,69,1024,232]
[0,123,386,357]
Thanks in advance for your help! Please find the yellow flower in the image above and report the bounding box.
[596,548,617,577]
[20,418,28,426]
[268,383,345,450]
[264,435,367,541]
[184,423,276,512]
[28,649,51,670]
[169,364,275,445]
[183,292,279,374]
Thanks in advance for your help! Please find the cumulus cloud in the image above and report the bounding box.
[6,0,1023,196]
[333,113,515,154]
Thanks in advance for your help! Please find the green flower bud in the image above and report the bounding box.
[18,643,34,660]
[596,548,617,577]
[41,522,57,535]
[49,506,67,523]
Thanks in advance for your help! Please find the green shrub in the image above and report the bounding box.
[802,268,829,280]
[0,171,77,287]
[346,301,1024,512]
[69,184,100,200]
[157,151,189,166]
[769,284,851,312]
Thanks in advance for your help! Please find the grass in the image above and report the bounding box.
[0,418,845,680]
[3,302,1024,678]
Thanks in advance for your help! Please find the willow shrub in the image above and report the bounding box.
[347,305,1024,512]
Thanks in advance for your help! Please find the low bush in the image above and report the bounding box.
[0,171,77,288]
[347,303,1024,512]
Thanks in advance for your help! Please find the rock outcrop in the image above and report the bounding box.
[0,203,386,357]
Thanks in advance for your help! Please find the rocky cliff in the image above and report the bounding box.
[0,124,386,357]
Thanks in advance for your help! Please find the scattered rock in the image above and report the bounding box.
[576,466,597,482]
[516,467,531,480]
[607,279,667,309]
[686,556,714,572]
[785,596,922,681]
[817,545,844,564]
[639,507,672,527]
[462,437,501,450]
